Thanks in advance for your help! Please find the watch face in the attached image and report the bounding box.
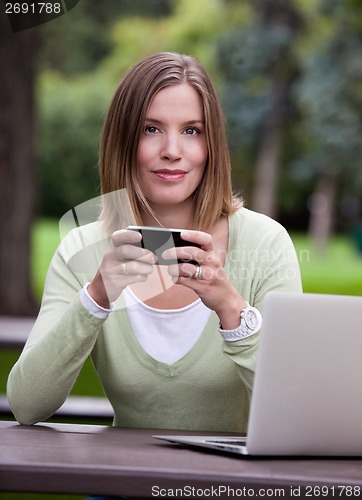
[245,309,258,329]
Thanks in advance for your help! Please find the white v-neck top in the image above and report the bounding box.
[122,286,212,364]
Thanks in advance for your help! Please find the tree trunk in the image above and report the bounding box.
[0,12,38,315]
[308,170,338,254]
[251,78,286,219]
[250,0,302,219]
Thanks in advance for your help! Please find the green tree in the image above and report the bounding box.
[37,71,114,217]
[0,9,38,315]
[101,0,247,83]
[217,0,303,218]
[37,0,172,75]
[294,0,362,250]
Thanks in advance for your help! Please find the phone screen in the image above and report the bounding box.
[127,226,200,265]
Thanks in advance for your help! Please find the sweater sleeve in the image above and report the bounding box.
[222,218,303,391]
[6,229,106,425]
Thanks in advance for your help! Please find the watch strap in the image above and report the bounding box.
[218,303,262,342]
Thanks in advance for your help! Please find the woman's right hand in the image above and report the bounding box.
[87,229,157,308]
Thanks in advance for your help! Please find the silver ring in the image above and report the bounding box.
[120,262,128,275]
[193,264,202,280]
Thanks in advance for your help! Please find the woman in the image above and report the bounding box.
[7,52,302,433]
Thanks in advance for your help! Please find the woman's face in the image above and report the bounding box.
[137,83,208,211]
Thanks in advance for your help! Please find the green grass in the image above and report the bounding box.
[292,233,362,296]
[31,218,62,302]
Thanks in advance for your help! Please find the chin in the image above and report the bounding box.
[147,192,194,209]
[149,189,193,203]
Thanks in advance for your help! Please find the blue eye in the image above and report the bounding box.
[145,126,158,134]
[184,127,198,135]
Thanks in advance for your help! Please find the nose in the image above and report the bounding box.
[160,134,182,162]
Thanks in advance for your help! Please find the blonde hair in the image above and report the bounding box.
[99,52,242,232]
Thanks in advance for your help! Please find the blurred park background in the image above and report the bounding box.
[1,0,362,318]
[0,1,362,497]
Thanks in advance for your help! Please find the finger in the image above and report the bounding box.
[167,263,203,280]
[161,246,205,263]
[180,230,213,251]
[167,263,186,278]
[115,244,157,264]
[101,271,151,301]
[111,229,142,247]
[114,259,155,276]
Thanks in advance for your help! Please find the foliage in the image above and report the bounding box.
[217,2,300,148]
[214,0,362,228]
[36,71,114,216]
[34,0,362,229]
[293,0,362,188]
[100,0,249,84]
[215,0,303,215]
[37,0,172,75]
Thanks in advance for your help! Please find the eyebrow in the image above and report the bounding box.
[144,118,205,125]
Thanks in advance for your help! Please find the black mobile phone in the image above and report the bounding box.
[127,226,200,265]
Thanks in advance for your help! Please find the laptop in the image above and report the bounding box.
[154,292,362,456]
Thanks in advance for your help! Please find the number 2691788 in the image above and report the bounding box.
[5,3,62,15]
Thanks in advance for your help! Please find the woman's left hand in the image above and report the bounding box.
[162,230,246,330]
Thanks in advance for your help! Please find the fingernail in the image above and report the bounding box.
[131,231,142,241]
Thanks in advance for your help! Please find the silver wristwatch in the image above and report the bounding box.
[218,303,262,342]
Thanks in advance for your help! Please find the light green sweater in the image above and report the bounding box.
[7,208,302,431]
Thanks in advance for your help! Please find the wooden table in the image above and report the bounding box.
[1,420,362,498]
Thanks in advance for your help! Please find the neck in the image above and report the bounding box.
[141,201,195,229]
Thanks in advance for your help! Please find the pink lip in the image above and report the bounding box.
[152,169,188,181]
